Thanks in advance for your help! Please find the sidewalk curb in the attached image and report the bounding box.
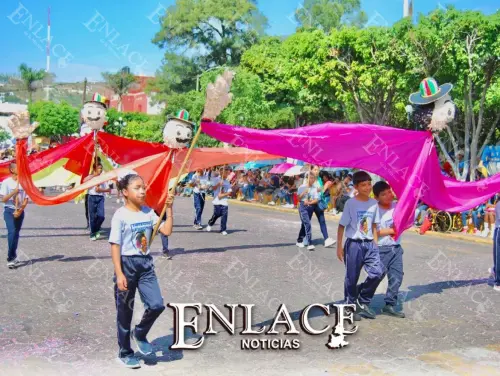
[204,197,494,246]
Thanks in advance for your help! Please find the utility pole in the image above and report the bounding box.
[82,78,87,105]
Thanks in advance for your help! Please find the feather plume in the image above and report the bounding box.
[202,70,235,121]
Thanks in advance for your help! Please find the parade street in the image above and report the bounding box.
[1,197,500,376]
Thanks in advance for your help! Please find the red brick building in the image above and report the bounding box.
[106,76,164,115]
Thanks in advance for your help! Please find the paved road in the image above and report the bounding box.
[1,197,499,375]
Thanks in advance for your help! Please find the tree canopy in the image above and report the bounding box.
[295,0,367,31]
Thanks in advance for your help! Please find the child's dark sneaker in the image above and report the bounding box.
[132,329,153,355]
[382,305,405,318]
[356,302,376,319]
[117,355,141,369]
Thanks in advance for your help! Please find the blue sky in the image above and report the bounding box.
[0,0,497,82]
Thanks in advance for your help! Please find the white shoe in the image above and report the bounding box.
[221,231,228,236]
[481,228,490,238]
[7,258,22,269]
[330,209,338,215]
[494,285,500,292]
[324,238,336,248]
[268,201,276,206]
[307,245,315,251]
[296,242,305,248]
[286,204,294,208]
[206,225,212,232]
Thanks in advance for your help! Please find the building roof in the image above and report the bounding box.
[0,103,28,114]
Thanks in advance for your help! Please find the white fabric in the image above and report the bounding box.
[339,197,379,240]
[88,182,107,196]
[298,184,319,203]
[0,177,26,209]
[376,202,401,246]
[212,177,232,206]
[109,206,163,256]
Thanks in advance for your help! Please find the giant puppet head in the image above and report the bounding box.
[162,109,195,149]
[407,77,456,132]
[81,93,108,133]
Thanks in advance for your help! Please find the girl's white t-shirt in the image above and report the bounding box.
[109,206,163,256]
[0,177,27,209]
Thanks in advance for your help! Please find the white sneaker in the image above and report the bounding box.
[494,285,500,292]
[221,231,228,236]
[481,228,490,238]
[268,201,276,206]
[286,204,294,208]
[206,225,212,232]
[330,209,338,215]
[296,242,305,248]
[324,238,336,248]
[7,259,21,269]
[307,245,315,251]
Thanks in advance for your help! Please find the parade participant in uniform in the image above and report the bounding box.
[373,181,405,318]
[109,172,174,369]
[207,167,232,235]
[191,168,209,230]
[84,163,111,240]
[0,163,28,269]
[296,172,320,251]
[337,171,384,320]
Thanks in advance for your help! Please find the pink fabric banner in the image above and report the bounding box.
[269,163,297,174]
[201,121,500,236]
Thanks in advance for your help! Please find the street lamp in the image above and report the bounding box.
[114,117,127,136]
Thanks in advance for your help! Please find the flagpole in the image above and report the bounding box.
[150,125,203,244]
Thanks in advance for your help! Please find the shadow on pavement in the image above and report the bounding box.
[139,329,203,365]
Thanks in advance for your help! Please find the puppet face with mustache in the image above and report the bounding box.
[163,119,193,149]
[82,102,106,130]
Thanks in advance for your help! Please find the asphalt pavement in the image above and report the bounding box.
[1,197,499,375]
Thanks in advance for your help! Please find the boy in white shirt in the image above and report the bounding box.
[84,164,111,240]
[337,171,384,320]
[206,168,232,235]
[373,181,405,318]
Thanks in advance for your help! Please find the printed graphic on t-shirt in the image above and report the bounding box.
[130,221,152,254]
[357,211,373,236]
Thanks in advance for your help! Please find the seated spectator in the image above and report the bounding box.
[461,206,482,234]
[481,194,498,238]
[414,202,429,226]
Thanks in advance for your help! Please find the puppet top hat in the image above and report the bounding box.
[167,109,195,128]
[85,92,108,109]
[409,77,453,105]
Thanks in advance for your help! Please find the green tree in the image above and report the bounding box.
[17,64,48,103]
[325,25,414,125]
[405,8,500,180]
[152,0,268,67]
[296,0,367,31]
[242,32,343,127]
[101,67,138,111]
[122,118,164,143]
[0,128,10,142]
[28,101,80,138]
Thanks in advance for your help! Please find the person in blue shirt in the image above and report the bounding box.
[109,173,174,369]
[373,181,405,318]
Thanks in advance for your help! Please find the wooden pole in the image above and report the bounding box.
[150,125,203,244]
[82,78,87,106]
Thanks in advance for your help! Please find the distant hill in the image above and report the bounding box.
[0,80,110,108]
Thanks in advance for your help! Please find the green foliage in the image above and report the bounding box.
[18,63,48,103]
[295,0,367,31]
[28,101,80,137]
[101,67,137,110]
[121,118,164,143]
[105,108,152,135]
[0,128,10,142]
[152,0,268,67]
